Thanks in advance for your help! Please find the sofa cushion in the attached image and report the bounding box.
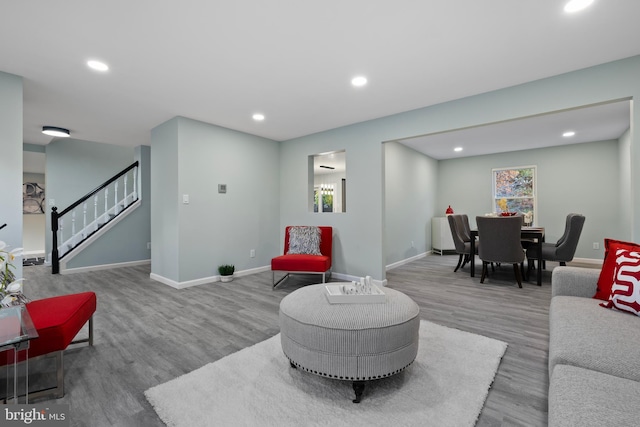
[594,238,640,301]
[549,296,640,381]
[549,364,640,427]
[287,226,322,255]
[600,248,640,316]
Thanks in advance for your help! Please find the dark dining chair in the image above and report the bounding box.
[476,215,525,288]
[526,213,585,273]
[447,214,477,272]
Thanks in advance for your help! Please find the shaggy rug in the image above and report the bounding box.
[145,320,507,427]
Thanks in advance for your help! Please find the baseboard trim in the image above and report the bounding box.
[61,259,151,275]
[568,257,603,267]
[386,252,429,271]
[150,265,272,289]
[149,265,391,289]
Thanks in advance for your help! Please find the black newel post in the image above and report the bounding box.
[51,207,59,274]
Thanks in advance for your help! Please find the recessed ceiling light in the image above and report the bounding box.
[351,76,368,87]
[42,126,70,138]
[252,113,265,121]
[563,131,576,137]
[87,60,109,72]
[454,147,463,152]
[564,0,594,13]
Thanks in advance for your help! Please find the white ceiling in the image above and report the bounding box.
[399,100,631,160]
[2,1,639,150]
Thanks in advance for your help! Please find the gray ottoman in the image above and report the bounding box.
[279,283,420,403]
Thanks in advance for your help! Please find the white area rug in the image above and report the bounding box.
[145,320,507,427]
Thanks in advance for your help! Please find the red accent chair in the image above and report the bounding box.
[1,292,96,401]
[271,226,332,289]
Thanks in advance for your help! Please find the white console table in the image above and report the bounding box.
[431,217,455,255]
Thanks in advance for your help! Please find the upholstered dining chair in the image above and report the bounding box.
[526,213,585,273]
[476,215,525,288]
[447,214,477,272]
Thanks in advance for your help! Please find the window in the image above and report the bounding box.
[492,166,536,224]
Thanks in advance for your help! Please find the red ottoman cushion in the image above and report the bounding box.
[0,292,96,365]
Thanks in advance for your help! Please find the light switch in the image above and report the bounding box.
[182,194,189,204]
[218,184,227,194]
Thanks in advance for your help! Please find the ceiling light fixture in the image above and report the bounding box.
[87,60,109,72]
[454,147,463,152]
[252,113,265,121]
[564,0,594,13]
[563,131,576,137]
[42,126,70,138]
[351,76,368,87]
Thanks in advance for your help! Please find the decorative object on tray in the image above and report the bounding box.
[325,276,386,303]
[445,205,454,215]
[0,240,28,307]
[218,264,235,282]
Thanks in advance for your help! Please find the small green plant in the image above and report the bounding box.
[218,264,235,276]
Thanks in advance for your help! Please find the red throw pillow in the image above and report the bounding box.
[594,239,640,300]
[599,248,640,316]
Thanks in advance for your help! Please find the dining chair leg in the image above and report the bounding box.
[513,264,523,288]
[461,254,470,269]
[480,262,488,283]
[454,254,464,272]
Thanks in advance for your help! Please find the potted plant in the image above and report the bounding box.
[218,264,235,282]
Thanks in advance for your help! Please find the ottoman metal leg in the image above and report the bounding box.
[352,381,365,403]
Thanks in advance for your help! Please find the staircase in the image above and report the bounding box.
[51,162,140,274]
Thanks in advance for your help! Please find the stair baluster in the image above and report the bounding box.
[114,181,119,215]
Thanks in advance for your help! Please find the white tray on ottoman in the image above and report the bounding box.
[325,282,386,304]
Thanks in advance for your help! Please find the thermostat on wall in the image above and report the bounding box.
[218,184,227,194]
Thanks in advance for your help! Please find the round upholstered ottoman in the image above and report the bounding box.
[279,283,420,403]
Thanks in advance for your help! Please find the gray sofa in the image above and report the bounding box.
[548,266,640,426]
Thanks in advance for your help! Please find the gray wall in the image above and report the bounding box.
[45,138,151,268]
[151,116,280,283]
[0,71,23,278]
[384,141,438,266]
[437,140,620,259]
[150,118,180,281]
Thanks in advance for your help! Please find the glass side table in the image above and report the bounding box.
[1,305,39,404]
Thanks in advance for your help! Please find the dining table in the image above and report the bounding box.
[469,226,545,286]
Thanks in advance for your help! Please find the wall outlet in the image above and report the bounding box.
[182,194,189,204]
[147,242,151,250]
[250,249,255,258]
[411,241,415,248]
[593,242,599,250]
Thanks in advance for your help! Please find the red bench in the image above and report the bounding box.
[1,291,97,400]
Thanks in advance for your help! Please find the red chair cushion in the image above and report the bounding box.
[271,254,331,272]
[0,292,96,365]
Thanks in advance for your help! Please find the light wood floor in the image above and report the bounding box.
[10,255,563,426]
